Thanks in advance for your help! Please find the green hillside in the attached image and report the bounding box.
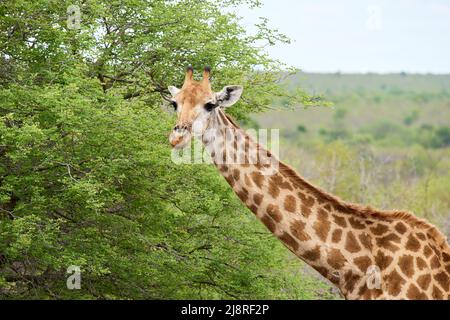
[256,73,450,139]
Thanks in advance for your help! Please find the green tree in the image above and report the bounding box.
[0,0,330,299]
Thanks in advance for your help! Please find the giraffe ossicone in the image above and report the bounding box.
[167,66,450,300]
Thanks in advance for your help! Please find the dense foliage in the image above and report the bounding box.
[0,0,331,299]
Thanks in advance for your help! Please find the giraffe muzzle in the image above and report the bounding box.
[169,125,192,149]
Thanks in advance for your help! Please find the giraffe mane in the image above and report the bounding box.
[278,161,450,252]
[224,113,239,128]
[222,111,450,252]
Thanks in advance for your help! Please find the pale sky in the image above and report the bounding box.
[236,0,450,73]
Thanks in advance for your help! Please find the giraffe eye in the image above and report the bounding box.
[171,101,178,111]
[204,102,216,112]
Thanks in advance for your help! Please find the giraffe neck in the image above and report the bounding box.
[199,109,450,300]
[200,109,450,300]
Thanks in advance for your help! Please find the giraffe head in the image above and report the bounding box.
[168,66,243,149]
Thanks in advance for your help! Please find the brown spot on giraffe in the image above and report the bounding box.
[353,256,372,273]
[442,252,450,262]
[222,149,227,164]
[430,255,441,269]
[345,231,361,253]
[328,271,341,285]
[232,169,240,181]
[333,215,347,228]
[429,244,441,257]
[398,255,414,278]
[331,229,343,243]
[290,220,311,242]
[406,283,428,300]
[244,174,252,187]
[298,192,315,207]
[423,245,433,258]
[394,221,407,234]
[318,208,328,217]
[268,181,280,198]
[376,233,401,252]
[270,174,293,191]
[284,195,297,213]
[248,204,258,214]
[224,174,235,187]
[233,138,238,157]
[434,272,449,292]
[253,193,263,206]
[261,215,276,233]
[358,233,372,250]
[343,271,360,293]
[405,233,421,252]
[432,285,443,299]
[386,269,406,296]
[370,223,389,236]
[303,245,321,261]
[333,203,351,214]
[316,195,328,206]
[359,287,382,300]
[313,209,330,242]
[375,250,393,270]
[416,232,426,241]
[300,204,311,217]
[328,248,347,269]
[417,274,431,291]
[416,256,428,271]
[348,217,366,230]
[236,188,249,203]
[266,204,282,222]
[250,171,264,189]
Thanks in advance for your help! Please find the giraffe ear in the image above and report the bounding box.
[168,86,181,97]
[216,85,243,108]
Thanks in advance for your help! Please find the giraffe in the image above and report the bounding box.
[166,66,450,300]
